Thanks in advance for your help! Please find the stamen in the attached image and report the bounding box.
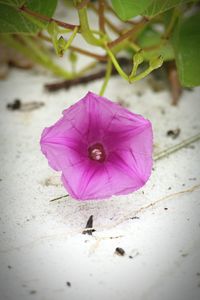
[88,143,106,162]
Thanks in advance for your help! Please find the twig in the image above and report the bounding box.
[50,194,69,202]
[45,69,108,91]
[45,57,131,91]
[166,61,182,105]
[99,0,106,34]
[19,5,79,31]
[154,132,200,161]
[126,17,149,25]
[69,46,107,61]
[108,20,147,48]
[3,180,199,254]
[104,1,118,16]
[114,183,200,228]
[82,215,96,235]
[89,2,122,34]
[48,184,200,233]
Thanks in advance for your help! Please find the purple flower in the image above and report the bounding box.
[40,92,153,200]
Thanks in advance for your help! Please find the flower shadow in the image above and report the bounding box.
[50,189,150,233]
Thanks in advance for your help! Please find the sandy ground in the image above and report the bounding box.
[0,6,200,299]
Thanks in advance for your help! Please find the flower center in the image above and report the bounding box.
[88,143,106,163]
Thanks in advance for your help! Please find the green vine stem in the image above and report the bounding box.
[38,32,107,61]
[105,44,163,84]
[57,26,78,56]
[74,0,104,46]
[99,59,112,96]
[20,36,49,63]
[128,41,141,52]
[68,26,79,47]
[105,44,129,80]
[21,35,74,78]
[76,61,98,77]
[1,35,72,79]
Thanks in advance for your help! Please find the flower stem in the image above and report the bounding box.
[105,45,128,80]
[129,66,153,83]
[129,55,163,83]
[99,59,112,96]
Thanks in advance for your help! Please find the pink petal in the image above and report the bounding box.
[40,91,153,200]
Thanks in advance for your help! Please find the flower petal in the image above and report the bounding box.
[40,91,153,200]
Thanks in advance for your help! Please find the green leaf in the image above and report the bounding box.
[144,0,195,17]
[111,0,150,20]
[111,0,195,20]
[0,0,57,34]
[0,0,24,5]
[137,27,174,61]
[172,12,200,87]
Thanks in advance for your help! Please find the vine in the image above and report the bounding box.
[0,0,199,99]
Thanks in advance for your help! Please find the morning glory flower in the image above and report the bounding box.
[40,92,153,200]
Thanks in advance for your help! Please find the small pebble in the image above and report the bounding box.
[115,247,125,256]
[166,128,180,139]
[7,99,21,110]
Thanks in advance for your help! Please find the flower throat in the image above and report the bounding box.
[88,143,106,163]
